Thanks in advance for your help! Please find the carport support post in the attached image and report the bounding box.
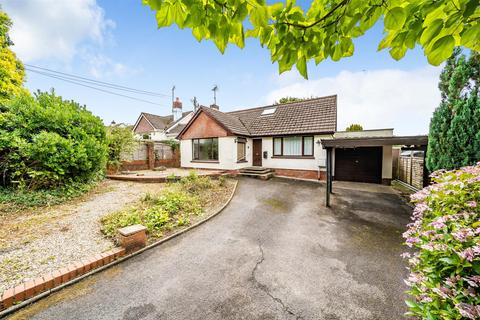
[326,147,333,207]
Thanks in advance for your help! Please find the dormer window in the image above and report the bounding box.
[261,108,276,116]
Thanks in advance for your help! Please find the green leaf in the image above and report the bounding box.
[233,2,248,22]
[384,7,406,30]
[420,19,444,46]
[405,300,420,311]
[147,0,162,11]
[461,23,480,50]
[250,6,268,27]
[296,55,307,79]
[155,2,186,28]
[389,46,407,60]
[427,35,455,65]
[192,27,206,42]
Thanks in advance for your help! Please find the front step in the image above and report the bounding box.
[238,167,274,180]
[238,172,274,180]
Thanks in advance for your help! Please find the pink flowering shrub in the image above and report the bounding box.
[403,163,480,319]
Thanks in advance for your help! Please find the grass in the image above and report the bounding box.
[101,172,233,240]
[0,179,103,216]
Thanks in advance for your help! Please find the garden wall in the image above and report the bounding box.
[118,141,180,171]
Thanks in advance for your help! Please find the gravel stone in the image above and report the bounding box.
[0,180,163,293]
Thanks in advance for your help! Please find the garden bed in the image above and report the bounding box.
[0,173,236,295]
[101,173,236,244]
[0,180,164,293]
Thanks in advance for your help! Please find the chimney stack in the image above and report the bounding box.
[210,104,219,110]
[173,97,183,121]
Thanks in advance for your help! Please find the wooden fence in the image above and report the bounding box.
[397,152,425,190]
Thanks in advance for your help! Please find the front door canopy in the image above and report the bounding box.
[321,135,428,148]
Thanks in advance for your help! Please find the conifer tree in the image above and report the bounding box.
[427,50,480,171]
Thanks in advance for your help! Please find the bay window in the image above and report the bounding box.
[273,136,314,157]
[192,138,218,161]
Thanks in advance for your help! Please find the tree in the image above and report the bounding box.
[426,50,480,171]
[142,0,480,78]
[0,90,108,189]
[0,8,26,101]
[276,96,305,104]
[346,123,363,131]
[106,124,137,169]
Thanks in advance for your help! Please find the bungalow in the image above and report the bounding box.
[176,95,427,184]
[132,97,193,141]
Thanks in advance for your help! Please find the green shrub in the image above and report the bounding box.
[143,206,171,236]
[179,171,213,194]
[101,184,203,239]
[100,210,142,238]
[0,179,99,214]
[106,124,136,169]
[403,163,480,319]
[0,90,107,189]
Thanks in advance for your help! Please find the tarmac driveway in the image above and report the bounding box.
[13,177,412,320]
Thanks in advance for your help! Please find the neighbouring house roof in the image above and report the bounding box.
[178,95,337,138]
[133,111,191,133]
[165,112,192,131]
[166,123,187,135]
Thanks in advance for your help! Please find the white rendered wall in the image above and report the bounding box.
[180,136,252,170]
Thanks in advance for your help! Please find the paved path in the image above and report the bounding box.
[12,178,412,320]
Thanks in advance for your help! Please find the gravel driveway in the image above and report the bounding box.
[0,180,163,293]
[10,177,412,320]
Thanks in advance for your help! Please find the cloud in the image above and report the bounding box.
[265,66,442,135]
[80,50,142,78]
[3,0,115,62]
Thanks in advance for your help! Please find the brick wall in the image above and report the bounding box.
[274,168,326,180]
[180,112,229,139]
[110,141,180,172]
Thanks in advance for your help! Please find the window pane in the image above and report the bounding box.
[195,138,218,160]
[303,137,313,156]
[193,139,199,160]
[211,138,218,160]
[273,138,282,155]
[237,142,246,161]
[198,139,210,160]
[283,136,302,155]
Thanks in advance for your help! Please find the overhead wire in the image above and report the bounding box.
[26,68,164,106]
[25,64,169,98]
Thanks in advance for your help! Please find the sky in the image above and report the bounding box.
[3,0,442,135]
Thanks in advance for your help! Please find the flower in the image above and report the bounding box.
[429,218,447,229]
[456,303,480,319]
[452,228,475,242]
[405,237,421,247]
[459,248,476,262]
[432,287,451,299]
[466,201,477,208]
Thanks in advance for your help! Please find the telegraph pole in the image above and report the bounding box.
[171,85,175,113]
[212,85,218,105]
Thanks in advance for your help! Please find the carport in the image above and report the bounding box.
[322,135,428,206]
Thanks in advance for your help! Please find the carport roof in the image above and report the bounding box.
[321,135,428,148]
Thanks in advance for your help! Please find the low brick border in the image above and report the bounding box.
[0,179,238,317]
[0,247,125,312]
[106,171,227,183]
